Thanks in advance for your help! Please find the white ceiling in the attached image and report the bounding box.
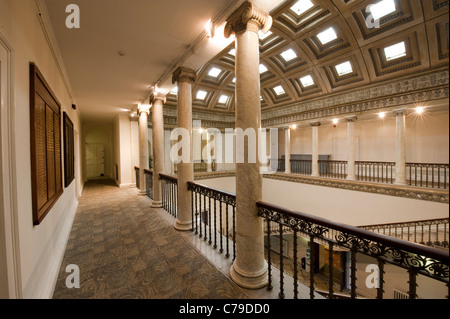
[43,0,245,122]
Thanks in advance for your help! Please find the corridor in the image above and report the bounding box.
[52,180,250,299]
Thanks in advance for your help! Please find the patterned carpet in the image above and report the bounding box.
[52,179,250,299]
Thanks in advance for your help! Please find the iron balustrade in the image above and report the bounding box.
[290,159,312,175]
[257,201,449,299]
[356,161,395,184]
[134,166,140,189]
[144,169,153,199]
[406,163,449,190]
[318,160,348,179]
[360,218,449,249]
[160,173,178,218]
[187,181,236,261]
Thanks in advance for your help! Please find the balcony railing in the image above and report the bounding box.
[257,201,449,299]
[407,163,449,190]
[134,166,140,189]
[187,181,236,261]
[160,173,178,218]
[319,160,348,179]
[356,161,395,184]
[144,169,153,199]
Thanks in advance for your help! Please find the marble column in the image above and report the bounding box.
[394,108,408,185]
[150,91,166,207]
[172,66,196,231]
[224,1,272,289]
[138,104,151,195]
[311,121,321,177]
[206,131,213,172]
[285,127,291,174]
[346,116,357,181]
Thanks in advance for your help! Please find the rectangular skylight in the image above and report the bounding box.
[290,0,314,16]
[273,85,286,96]
[258,30,272,40]
[218,95,229,104]
[208,67,222,78]
[335,61,353,76]
[196,90,207,100]
[280,49,298,62]
[369,0,396,21]
[317,27,337,45]
[384,41,406,61]
[300,75,315,87]
[259,64,268,74]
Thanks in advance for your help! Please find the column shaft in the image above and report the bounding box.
[151,97,165,207]
[138,106,150,195]
[395,109,407,185]
[285,128,291,174]
[346,116,357,181]
[311,122,320,177]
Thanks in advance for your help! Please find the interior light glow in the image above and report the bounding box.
[229,48,236,56]
[170,86,178,95]
[196,90,207,100]
[378,112,386,119]
[218,95,229,104]
[208,67,222,78]
[291,124,297,129]
[259,64,268,74]
[369,0,396,20]
[274,85,286,96]
[232,77,236,83]
[290,0,314,15]
[280,48,298,62]
[332,118,339,125]
[258,30,272,40]
[300,75,315,87]
[415,106,424,114]
[317,27,338,45]
[384,41,406,61]
[335,61,353,76]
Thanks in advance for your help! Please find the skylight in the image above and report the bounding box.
[384,41,406,61]
[280,49,298,62]
[273,85,286,96]
[369,0,396,21]
[335,61,353,76]
[218,95,229,104]
[317,27,338,45]
[300,75,315,87]
[259,64,268,74]
[232,77,236,83]
[196,90,207,100]
[208,67,222,78]
[258,30,272,40]
[290,0,314,16]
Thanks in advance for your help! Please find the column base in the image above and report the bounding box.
[230,261,268,290]
[346,175,356,181]
[150,200,162,208]
[138,190,147,196]
[174,218,193,231]
[284,170,291,174]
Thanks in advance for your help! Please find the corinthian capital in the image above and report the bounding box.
[224,1,272,38]
[150,87,167,104]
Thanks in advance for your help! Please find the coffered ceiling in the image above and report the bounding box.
[164,0,449,115]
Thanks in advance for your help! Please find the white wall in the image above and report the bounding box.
[0,0,81,298]
[113,115,133,187]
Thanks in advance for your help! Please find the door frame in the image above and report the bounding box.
[0,32,22,298]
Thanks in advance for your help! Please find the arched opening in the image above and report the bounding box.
[85,126,113,179]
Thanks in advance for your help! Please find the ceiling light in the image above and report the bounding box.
[291,124,297,129]
[280,48,298,62]
[290,0,314,15]
[259,64,268,74]
[206,19,215,38]
[229,48,236,56]
[274,85,286,96]
[300,75,315,87]
[415,106,424,114]
[332,118,339,125]
[258,30,272,40]
[218,95,229,104]
[378,112,386,119]
[317,27,338,45]
[335,61,353,76]
[208,67,222,78]
[384,41,406,61]
[196,90,207,100]
[369,0,396,21]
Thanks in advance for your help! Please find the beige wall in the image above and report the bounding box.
[0,0,81,298]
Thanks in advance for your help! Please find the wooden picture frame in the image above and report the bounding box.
[30,63,63,225]
[63,112,75,188]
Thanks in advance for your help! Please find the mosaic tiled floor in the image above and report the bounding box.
[52,179,250,299]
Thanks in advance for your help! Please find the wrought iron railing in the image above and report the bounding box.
[319,160,348,179]
[406,163,449,189]
[257,201,449,299]
[360,218,449,249]
[356,161,395,184]
[160,173,178,218]
[187,181,236,261]
[290,159,312,175]
[144,169,153,199]
[134,166,140,189]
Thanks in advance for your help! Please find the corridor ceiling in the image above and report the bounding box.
[43,0,448,122]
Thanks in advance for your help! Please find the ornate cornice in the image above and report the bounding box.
[194,171,237,181]
[224,1,272,37]
[263,173,449,204]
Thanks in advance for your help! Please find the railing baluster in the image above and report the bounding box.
[219,199,223,253]
[309,235,315,299]
[408,270,418,299]
[293,229,299,299]
[377,259,385,299]
[225,204,230,258]
[208,196,212,244]
[278,223,285,299]
[328,241,334,299]
[266,218,273,290]
[232,206,236,261]
[213,198,217,249]
[204,194,207,241]
[350,249,357,299]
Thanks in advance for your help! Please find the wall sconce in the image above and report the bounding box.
[206,19,215,38]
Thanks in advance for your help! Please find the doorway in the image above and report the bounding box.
[86,144,105,178]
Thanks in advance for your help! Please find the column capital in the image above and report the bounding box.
[393,107,408,116]
[137,104,151,115]
[150,90,166,105]
[310,121,321,127]
[345,115,358,122]
[172,66,197,84]
[224,1,272,38]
